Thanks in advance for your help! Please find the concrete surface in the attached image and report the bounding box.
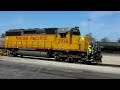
[0,60,120,79]
[0,55,120,74]
[0,60,72,79]
[0,54,120,79]
[102,53,120,65]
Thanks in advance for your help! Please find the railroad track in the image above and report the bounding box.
[15,56,120,68]
[98,64,120,68]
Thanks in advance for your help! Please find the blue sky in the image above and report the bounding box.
[0,11,120,41]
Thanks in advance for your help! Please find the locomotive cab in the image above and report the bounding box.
[70,27,81,36]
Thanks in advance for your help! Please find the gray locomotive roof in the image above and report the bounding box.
[7,27,72,31]
[8,29,26,32]
[6,27,79,34]
[57,28,72,33]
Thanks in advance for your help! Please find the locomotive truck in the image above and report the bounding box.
[0,26,102,64]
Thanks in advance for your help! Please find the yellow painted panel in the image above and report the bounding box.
[45,41,52,49]
[22,41,27,48]
[4,34,90,51]
[26,41,32,48]
[11,42,17,47]
[16,41,22,48]
[7,41,12,47]
[31,41,38,48]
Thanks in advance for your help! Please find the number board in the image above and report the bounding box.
[58,39,69,43]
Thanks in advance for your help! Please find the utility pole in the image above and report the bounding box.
[115,33,120,42]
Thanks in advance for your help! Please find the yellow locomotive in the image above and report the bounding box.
[0,26,102,64]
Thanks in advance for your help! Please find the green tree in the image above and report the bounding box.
[86,33,96,43]
[100,37,110,42]
[0,33,5,38]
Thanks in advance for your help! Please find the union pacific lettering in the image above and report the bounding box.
[16,37,22,40]
[16,36,47,41]
[30,36,47,40]
[16,37,28,40]
[23,37,28,40]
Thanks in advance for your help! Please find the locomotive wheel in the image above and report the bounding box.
[63,58,67,61]
[13,54,18,57]
[81,57,87,64]
[21,55,23,58]
[55,56,60,61]
[68,57,74,63]
[74,59,79,63]
[13,51,18,57]
[6,50,11,56]
[96,59,102,64]
[61,57,67,61]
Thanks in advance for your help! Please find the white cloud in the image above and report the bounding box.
[80,11,113,27]
[80,11,120,40]
[81,11,120,29]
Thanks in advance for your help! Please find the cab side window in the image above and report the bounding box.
[59,33,67,38]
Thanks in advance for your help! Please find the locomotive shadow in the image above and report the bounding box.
[16,55,99,65]
[16,55,120,68]
[17,55,55,61]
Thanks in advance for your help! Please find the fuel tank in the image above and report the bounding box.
[17,50,49,57]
